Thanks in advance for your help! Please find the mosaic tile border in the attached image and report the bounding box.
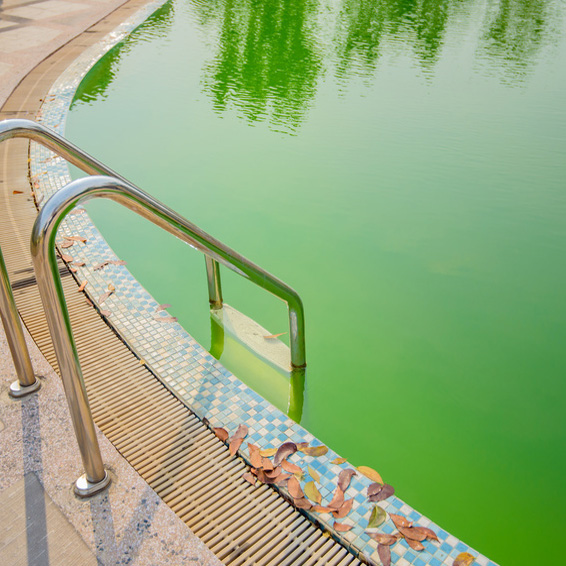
[29,2,497,565]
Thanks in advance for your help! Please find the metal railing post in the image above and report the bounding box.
[205,256,223,308]
[0,246,41,397]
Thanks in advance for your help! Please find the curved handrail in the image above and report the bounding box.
[0,119,305,369]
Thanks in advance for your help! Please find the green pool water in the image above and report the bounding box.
[67,0,566,563]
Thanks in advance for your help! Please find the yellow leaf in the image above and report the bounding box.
[357,465,383,484]
[308,465,320,483]
[304,481,322,504]
[260,448,277,457]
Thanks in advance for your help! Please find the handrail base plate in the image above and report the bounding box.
[74,470,111,497]
[9,377,41,398]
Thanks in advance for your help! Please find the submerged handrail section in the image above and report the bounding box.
[0,119,306,496]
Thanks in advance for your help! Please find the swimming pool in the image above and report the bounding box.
[66,0,566,563]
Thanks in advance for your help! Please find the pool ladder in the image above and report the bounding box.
[0,118,306,496]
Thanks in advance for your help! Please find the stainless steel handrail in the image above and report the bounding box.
[0,119,306,368]
[2,117,305,497]
[0,247,41,397]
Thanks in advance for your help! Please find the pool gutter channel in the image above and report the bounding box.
[1,1,498,565]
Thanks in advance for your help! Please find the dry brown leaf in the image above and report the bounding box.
[229,437,243,456]
[287,476,304,499]
[301,445,328,457]
[12,190,23,194]
[399,527,427,542]
[61,254,73,262]
[377,544,391,566]
[74,261,85,267]
[64,236,87,243]
[61,241,74,249]
[274,473,292,485]
[311,505,335,514]
[453,552,475,566]
[332,498,353,519]
[264,469,282,481]
[98,291,112,305]
[108,283,115,292]
[333,522,353,532]
[70,267,77,273]
[93,261,109,271]
[213,427,229,442]
[420,527,439,542]
[281,460,302,475]
[332,457,347,465]
[295,442,310,450]
[255,469,267,484]
[328,487,344,510]
[108,260,127,266]
[100,310,111,317]
[357,466,383,485]
[338,469,357,491]
[308,465,320,483]
[390,514,412,529]
[264,332,286,339]
[156,303,172,312]
[157,315,178,323]
[304,481,322,504]
[368,483,395,502]
[248,444,262,469]
[85,298,93,307]
[367,533,398,546]
[405,538,425,551]
[259,448,277,457]
[293,497,312,510]
[232,424,249,441]
[262,458,274,471]
[274,442,297,466]
[242,472,256,486]
[77,281,87,292]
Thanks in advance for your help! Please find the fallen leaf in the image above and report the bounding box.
[264,468,282,481]
[213,427,229,442]
[332,457,347,465]
[156,315,178,323]
[295,442,310,450]
[61,241,74,248]
[64,236,87,243]
[274,473,292,485]
[281,460,302,475]
[70,267,77,273]
[69,208,85,215]
[334,522,353,532]
[301,445,328,457]
[368,483,395,502]
[259,448,277,457]
[98,290,112,305]
[338,469,357,491]
[232,424,248,441]
[332,498,353,519]
[262,458,274,471]
[405,538,425,551]
[308,465,320,483]
[242,472,256,485]
[420,527,439,543]
[287,476,304,499]
[453,552,475,566]
[255,469,267,484]
[12,190,23,194]
[156,303,172,312]
[293,497,312,510]
[85,298,93,307]
[274,442,297,466]
[328,487,344,510]
[367,533,398,546]
[367,505,387,529]
[367,483,383,498]
[108,260,127,266]
[77,281,87,292]
[264,332,286,339]
[377,544,391,566]
[399,527,427,542]
[100,310,111,317]
[249,444,262,468]
[93,261,109,270]
[390,514,412,529]
[139,359,146,366]
[108,283,115,292]
[74,261,85,267]
[357,466,383,485]
[229,437,243,456]
[61,254,73,262]
[311,505,335,513]
[304,481,322,504]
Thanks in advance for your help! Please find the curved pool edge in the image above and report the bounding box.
[25,2,497,565]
